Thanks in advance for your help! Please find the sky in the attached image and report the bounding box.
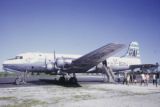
[0,0,160,70]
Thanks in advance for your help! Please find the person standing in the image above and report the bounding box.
[145,73,150,86]
[130,74,133,84]
[123,72,127,85]
[156,72,159,87]
[127,73,130,85]
[141,73,145,85]
[153,73,156,85]
[133,73,137,84]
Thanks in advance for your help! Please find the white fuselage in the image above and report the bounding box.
[3,52,141,73]
[106,56,141,71]
[3,53,80,72]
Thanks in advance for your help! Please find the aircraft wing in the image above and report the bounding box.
[67,43,125,73]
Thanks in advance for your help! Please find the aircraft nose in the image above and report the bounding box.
[3,59,22,71]
[3,60,10,70]
[2,60,15,71]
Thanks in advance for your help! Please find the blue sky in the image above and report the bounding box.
[0,0,160,70]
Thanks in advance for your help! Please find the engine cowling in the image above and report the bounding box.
[46,63,54,70]
[56,58,72,68]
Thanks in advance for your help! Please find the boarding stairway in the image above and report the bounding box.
[102,65,115,83]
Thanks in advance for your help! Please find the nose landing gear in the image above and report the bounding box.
[15,70,28,85]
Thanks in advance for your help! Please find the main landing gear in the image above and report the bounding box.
[58,73,78,84]
[69,77,77,84]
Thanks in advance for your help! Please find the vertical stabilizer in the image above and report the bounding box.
[125,41,140,58]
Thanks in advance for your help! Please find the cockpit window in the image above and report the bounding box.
[19,56,23,59]
[16,56,23,59]
[8,56,23,60]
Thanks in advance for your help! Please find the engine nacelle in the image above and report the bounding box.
[46,63,54,70]
[56,58,72,68]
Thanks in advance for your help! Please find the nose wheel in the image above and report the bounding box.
[15,77,24,85]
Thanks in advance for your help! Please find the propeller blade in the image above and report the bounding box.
[44,56,47,69]
[54,50,56,61]
[53,50,57,69]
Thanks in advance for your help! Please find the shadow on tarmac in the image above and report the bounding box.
[0,76,105,88]
[0,77,81,88]
[28,79,81,87]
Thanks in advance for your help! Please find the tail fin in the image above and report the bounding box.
[125,41,140,58]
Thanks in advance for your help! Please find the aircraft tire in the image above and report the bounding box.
[15,78,21,85]
[69,77,77,84]
[59,77,65,84]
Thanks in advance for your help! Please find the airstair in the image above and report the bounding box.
[102,65,115,83]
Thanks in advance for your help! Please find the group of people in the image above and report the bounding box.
[121,72,160,87]
[140,73,150,86]
[122,72,137,85]
[140,72,160,87]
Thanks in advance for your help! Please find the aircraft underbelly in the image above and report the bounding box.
[111,66,129,71]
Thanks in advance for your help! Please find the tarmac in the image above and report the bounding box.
[0,74,105,88]
[0,75,160,107]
